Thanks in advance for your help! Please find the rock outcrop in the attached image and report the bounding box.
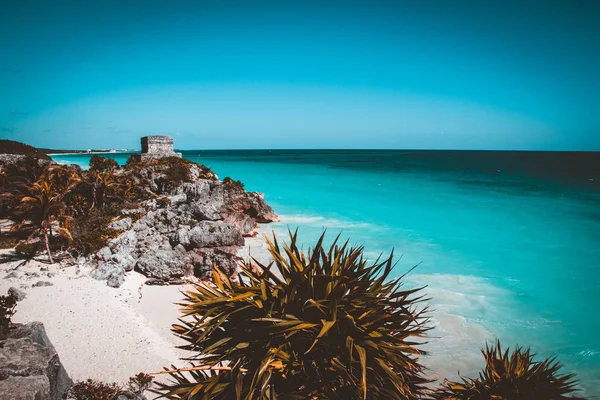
[0,322,73,400]
[8,287,27,301]
[90,162,278,287]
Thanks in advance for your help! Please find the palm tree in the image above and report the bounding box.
[11,180,65,263]
[9,167,79,263]
[85,169,116,210]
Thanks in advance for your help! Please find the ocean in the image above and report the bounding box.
[51,150,600,395]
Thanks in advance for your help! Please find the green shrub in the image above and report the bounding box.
[70,210,118,256]
[14,240,41,259]
[89,155,119,171]
[157,197,171,208]
[223,176,245,190]
[0,294,17,339]
[64,379,120,400]
[125,154,142,169]
[154,231,430,399]
[434,340,584,400]
[0,233,19,249]
[128,372,154,395]
[197,163,218,180]
[166,163,191,183]
[64,373,154,400]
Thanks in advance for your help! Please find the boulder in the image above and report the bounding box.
[188,221,244,249]
[96,246,113,261]
[81,162,278,286]
[190,248,242,279]
[8,287,27,301]
[168,193,187,206]
[32,281,53,287]
[135,249,186,281]
[172,226,191,247]
[0,322,73,399]
[109,217,133,232]
[222,187,279,223]
[190,202,223,221]
[3,271,20,280]
[91,262,125,288]
[110,253,136,272]
[107,273,124,288]
[224,213,258,237]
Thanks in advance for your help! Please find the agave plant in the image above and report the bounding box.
[434,340,584,400]
[154,231,430,399]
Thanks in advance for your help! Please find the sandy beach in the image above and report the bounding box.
[0,224,278,392]
[0,251,186,386]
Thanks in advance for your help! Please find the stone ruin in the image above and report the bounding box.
[139,136,182,160]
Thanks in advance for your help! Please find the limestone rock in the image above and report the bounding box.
[224,213,258,237]
[135,249,186,281]
[222,186,279,223]
[110,253,136,272]
[109,217,133,231]
[0,322,73,399]
[83,149,278,285]
[32,281,53,288]
[8,287,26,301]
[190,202,223,221]
[96,246,113,261]
[91,262,124,287]
[190,248,243,279]
[188,221,244,248]
[3,271,20,280]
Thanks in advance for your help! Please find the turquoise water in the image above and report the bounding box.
[51,150,600,395]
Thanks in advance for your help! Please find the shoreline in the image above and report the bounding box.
[46,151,133,156]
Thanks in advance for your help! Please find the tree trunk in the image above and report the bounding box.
[43,230,54,264]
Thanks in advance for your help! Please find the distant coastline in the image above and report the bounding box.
[45,150,134,156]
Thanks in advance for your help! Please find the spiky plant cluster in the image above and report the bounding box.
[154,231,430,399]
[223,176,245,191]
[434,340,584,400]
[64,379,120,400]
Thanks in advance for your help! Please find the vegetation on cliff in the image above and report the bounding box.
[0,154,215,262]
[0,139,52,160]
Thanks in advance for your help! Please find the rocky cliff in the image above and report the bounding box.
[89,161,278,287]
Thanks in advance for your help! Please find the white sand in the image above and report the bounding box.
[0,251,192,390]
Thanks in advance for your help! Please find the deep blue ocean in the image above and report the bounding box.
[51,150,600,396]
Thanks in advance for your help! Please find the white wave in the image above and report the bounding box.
[577,349,598,357]
[277,213,376,229]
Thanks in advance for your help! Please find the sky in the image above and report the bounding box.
[1,0,599,150]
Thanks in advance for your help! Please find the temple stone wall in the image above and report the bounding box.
[139,136,182,160]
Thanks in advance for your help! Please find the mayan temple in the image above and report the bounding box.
[139,135,182,160]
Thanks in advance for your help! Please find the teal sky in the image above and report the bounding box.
[1,0,599,150]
